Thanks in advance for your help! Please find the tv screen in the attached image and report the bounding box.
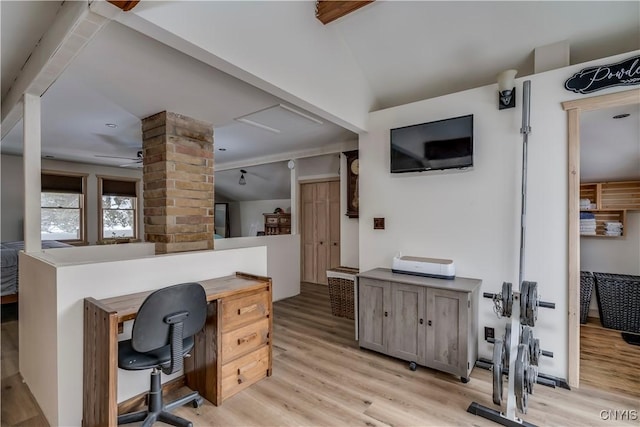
[390,114,473,173]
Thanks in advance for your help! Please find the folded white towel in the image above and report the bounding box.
[604,221,623,227]
[581,231,596,236]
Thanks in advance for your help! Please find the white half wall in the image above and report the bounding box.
[20,246,267,426]
[358,51,639,380]
[0,154,143,243]
[215,234,300,301]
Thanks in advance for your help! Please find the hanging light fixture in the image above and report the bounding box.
[239,169,247,185]
[497,69,518,110]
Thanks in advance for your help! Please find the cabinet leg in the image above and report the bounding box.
[461,377,470,384]
[409,361,417,371]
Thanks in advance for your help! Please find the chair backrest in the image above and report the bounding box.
[131,282,207,353]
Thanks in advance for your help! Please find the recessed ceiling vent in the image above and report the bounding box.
[235,104,323,134]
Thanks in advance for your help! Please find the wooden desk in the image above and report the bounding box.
[82,272,273,427]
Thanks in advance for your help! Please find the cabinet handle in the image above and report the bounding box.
[384,311,388,317]
[419,318,424,325]
[237,332,258,345]
[238,304,258,315]
[428,320,432,326]
[333,242,337,246]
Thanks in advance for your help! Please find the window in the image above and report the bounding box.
[98,177,139,242]
[41,172,87,243]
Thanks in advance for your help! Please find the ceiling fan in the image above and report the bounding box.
[95,150,143,168]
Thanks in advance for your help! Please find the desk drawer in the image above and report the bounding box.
[222,317,269,363]
[221,345,269,401]
[222,290,270,332]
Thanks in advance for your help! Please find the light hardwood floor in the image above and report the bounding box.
[2,284,639,426]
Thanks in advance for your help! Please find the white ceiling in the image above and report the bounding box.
[581,104,640,182]
[215,161,291,202]
[1,1,639,201]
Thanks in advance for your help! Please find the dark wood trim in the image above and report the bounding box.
[315,1,374,25]
[1,294,18,305]
[107,1,140,11]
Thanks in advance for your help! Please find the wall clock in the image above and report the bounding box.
[344,150,359,218]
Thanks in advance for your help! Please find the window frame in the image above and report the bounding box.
[40,170,88,245]
[97,175,140,243]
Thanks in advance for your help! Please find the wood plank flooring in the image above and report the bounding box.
[580,316,640,398]
[2,284,639,426]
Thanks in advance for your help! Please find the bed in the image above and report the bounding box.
[1,240,72,304]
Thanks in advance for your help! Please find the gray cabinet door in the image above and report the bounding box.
[389,284,425,363]
[425,288,468,377]
[358,278,390,353]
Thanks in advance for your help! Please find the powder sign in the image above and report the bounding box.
[565,55,640,94]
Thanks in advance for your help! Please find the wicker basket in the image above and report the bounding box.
[593,272,640,333]
[326,267,358,320]
[579,271,594,324]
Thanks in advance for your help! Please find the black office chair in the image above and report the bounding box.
[118,282,207,427]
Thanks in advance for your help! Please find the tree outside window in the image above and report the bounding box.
[102,195,135,239]
[41,192,82,240]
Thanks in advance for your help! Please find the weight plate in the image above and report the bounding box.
[502,282,513,318]
[528,281,538,327]
[492,338,504,405]
[515,343,530,414]
[527,365,537,394]
[520,281,530,325]
[531,338,541,366]
[502,323,512,369]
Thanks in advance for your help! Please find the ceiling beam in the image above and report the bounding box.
[106,1,140,12]
[315,1,374,25]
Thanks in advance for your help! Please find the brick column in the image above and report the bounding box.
[141,111,214,254]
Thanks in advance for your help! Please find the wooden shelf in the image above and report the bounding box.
[580,180,638,238]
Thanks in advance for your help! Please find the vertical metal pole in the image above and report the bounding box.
[505,80,532,421]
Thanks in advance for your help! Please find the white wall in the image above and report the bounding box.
[216,234,300,301]
[236,199,291,237]
[1,154,143,243]
[358,51,639,380]
[20,246,267,426]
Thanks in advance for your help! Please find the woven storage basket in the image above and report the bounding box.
[579,271,594,324]
[593,272,640,333]
[326,267,358,320]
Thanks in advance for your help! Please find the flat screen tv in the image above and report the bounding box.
[390,114,473,173]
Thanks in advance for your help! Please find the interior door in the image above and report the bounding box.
[329,181,341,270]
[315,182,329,285]
[301,183,316,283]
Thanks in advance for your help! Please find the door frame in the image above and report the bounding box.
[561,88,639,388]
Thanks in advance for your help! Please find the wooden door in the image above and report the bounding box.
[315,182,330,285]
[389,283,424,363]
[301,184,316,283]
[300,180,341,285]
[358,278,390,353]
[425,288,468,377]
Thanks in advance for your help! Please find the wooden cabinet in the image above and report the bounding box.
[358,268,480,381]
[580,181,640,237]
[263,213,291,235]
[301,181,340,285]
[218,286,272,403]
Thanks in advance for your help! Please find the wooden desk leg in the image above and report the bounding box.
[185,300,221,405]
[83,298,118,427]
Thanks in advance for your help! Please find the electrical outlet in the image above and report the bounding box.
[485,327,495,341]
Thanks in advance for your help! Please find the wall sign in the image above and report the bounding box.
[564,55,640,94]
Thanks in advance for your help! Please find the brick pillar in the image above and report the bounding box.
[141,111,214,254]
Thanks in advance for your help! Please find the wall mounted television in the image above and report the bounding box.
[390,114,473,173]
